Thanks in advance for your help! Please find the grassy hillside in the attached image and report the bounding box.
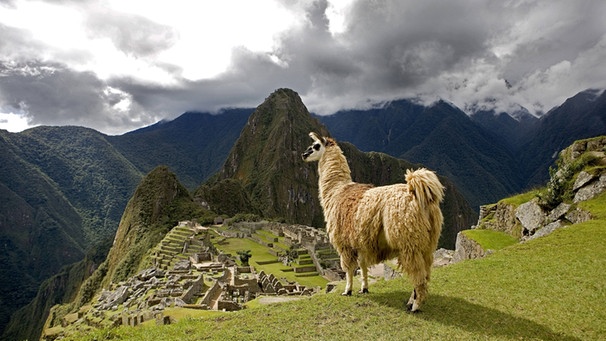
[63,192,606,340]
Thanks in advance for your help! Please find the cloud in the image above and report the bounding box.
[84,7,178,58]
[0,60,160,134]
[1,0,605,134]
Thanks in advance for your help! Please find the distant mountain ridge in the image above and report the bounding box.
[108,108,253,190]
[319,89,606,207]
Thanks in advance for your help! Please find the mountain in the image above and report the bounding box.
[520,89,606,186]
[3,166,208,341]
[108,109,252,190]
[0,127,141,335]
[197,88,331,226]
[1,242,108,341]
[470,108,538,152]
[197,89,476,248]
[101,166,207,288]
[319,90,606,208]
[319,100,522,208]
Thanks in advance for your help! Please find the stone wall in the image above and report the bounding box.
[180,275,204,304]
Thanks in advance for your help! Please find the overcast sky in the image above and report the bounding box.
[1,0,605,135]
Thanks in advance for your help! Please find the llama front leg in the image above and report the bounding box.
[342,268,354,296]
[358,260,369,294]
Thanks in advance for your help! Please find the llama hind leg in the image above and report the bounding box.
[401,255,428,312]
[340,255,356,296]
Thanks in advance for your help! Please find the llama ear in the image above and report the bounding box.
[309,132,321,142]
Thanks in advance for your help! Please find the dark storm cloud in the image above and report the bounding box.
[271,0,606,113]
[0,60,158,133]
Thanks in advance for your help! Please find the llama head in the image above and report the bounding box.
[302,132,327,162]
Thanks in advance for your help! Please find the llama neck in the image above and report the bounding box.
[317,146,352,200]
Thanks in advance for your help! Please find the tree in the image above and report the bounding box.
[237,250,252,266]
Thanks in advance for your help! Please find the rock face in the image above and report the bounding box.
[574,174,606,203]
[452,232,488,263]
[515,199,546,237]
[477,203,518,236]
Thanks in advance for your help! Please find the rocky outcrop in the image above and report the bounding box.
[515,199,545,236]
[574,173,606,203]
[452,233,491,263]
[451,136,606,262]
[476,202,518,237]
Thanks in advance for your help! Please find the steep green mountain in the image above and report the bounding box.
[108,109,252,190]
[4,166,209,341]
[196,88,331,227]
[0,138,84,334]
[0,126,142,335]
[101,166,207,288]
[1,126,143,244]
[319,100,522,208]
[197,89,476,248]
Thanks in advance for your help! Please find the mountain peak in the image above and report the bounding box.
[102,166,198,287]
[200,88,329,225]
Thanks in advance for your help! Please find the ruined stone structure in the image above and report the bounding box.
[73,220,324,330]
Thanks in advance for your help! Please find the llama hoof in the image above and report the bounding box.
[341,290,352,296]
[405,302,421,313]
[358,288,369,294]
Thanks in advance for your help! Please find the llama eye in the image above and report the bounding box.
[313,144,321,150]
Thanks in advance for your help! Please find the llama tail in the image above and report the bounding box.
[405,168,445,207]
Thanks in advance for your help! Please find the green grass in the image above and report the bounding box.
[212,235,328,288]
[500,190,540,206]
[462,229,518,251]
[62,193,606,340]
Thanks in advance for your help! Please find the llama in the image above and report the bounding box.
[302,132,444,312]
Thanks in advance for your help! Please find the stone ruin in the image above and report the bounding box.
[77,220,323,330]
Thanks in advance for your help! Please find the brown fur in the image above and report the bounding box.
[304,134,444,311]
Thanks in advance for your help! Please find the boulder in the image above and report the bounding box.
[573,171,596,191]
[574,174,606,203]
[515,199,546,236]
[565,208,592,224]
[433,248,454,267]
[452,232,486,263]
[546,203,571,223]
[477,202,519,238]
[100,286,131,310]
[525,220,568,241]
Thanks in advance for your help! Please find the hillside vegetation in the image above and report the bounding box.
[64,191,606,340]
